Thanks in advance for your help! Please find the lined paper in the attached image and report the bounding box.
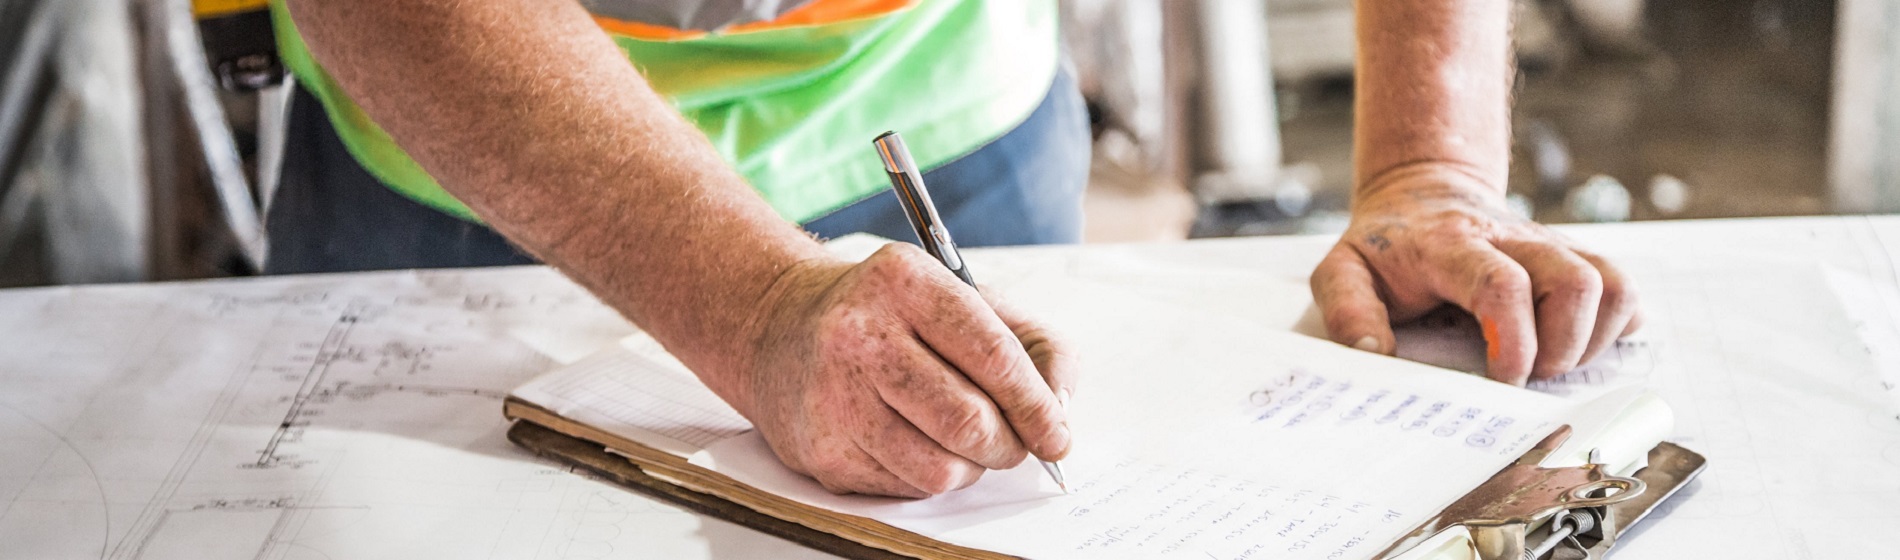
[513,350,752,456]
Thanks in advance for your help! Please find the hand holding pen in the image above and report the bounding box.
[876,131,1072,494]
[714,132,1077,499]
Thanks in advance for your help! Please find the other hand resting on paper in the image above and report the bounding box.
[1309,0,1640,385]
[1311,168,1644,385]
[731,243,1077,498]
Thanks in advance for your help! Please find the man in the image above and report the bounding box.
[270,0,1639,498]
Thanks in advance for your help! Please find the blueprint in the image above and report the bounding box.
[0,267,834,560]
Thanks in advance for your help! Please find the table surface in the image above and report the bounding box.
[2,216,1896,560]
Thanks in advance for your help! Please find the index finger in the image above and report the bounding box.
[1422,240,1539,385]
[904,275,1071,462]
[980,289,1079,409]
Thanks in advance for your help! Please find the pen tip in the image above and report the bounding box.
[1042,460,1069,494]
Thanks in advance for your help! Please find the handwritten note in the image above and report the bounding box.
[503,240,1657,559]
[682,279,1592,560]
[1058,458,1404,560]
[1245,369,1525,452]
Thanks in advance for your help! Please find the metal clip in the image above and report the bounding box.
[1377,427,1648,560]
[1523,507,1602,560]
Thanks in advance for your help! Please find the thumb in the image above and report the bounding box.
[1310,243,1397,355]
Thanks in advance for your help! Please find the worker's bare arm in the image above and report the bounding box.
[1310,0,1642,384]
[287,0,1071,496]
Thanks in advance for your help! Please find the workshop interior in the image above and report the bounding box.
[2,1,1897,560]
[0,0,1867,287]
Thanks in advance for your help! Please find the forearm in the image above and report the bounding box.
[288,0,826,407]
[1353,0,1513,200]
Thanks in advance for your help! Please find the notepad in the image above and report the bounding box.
[505,270,1676,560]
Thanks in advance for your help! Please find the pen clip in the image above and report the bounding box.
[874,132,963,276]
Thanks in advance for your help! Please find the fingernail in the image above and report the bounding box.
[1352,336,1380,353]
[1054,422,1072,454]
[1058,388,1072,409]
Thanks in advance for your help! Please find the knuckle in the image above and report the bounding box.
[974,336,1030,383]
[1478,265,1532,299]
[1547,266,1604,301]
[916,461,969,495]
[1432,210,1487,235]
[1601,278,1639,311]
[940,400,1000,453]
[870,244,931,276]
[1012,390,1060,426]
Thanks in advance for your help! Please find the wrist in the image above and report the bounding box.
[551,221,830,415]
[1353,160,1506,211]
[702,253,845,416]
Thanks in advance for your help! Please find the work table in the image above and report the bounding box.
[2,216,1895,559]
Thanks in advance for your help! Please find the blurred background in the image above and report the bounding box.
[0,0,1889,288]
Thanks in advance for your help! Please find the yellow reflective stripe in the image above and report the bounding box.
[192,0,267,18]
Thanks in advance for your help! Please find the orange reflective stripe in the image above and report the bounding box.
[729,0,913,30]
[595,0,913,41]
[592,17,709,41]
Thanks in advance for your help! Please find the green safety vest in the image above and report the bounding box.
[270,0,1059,223]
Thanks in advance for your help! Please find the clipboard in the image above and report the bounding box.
[508,419,1705,560]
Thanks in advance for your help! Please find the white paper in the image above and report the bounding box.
[10,216,1899,559]
[679,279,1606,560]
[511,348,752,456]
[0,267,832,560]
[991,217,1900,559]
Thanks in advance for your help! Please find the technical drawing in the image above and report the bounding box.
[0,268,821,560]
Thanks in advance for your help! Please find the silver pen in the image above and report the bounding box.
[872,131,1070,494]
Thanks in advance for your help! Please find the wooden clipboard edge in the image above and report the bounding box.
[507,419,911,560]
[502,397,1012,560]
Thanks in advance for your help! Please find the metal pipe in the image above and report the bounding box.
[0,0,61,190]
[1190,0,1283,203]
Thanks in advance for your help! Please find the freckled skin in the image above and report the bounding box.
[1310,0,1644,386]
[290,0,1073,498]
[745,245,1075,497]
